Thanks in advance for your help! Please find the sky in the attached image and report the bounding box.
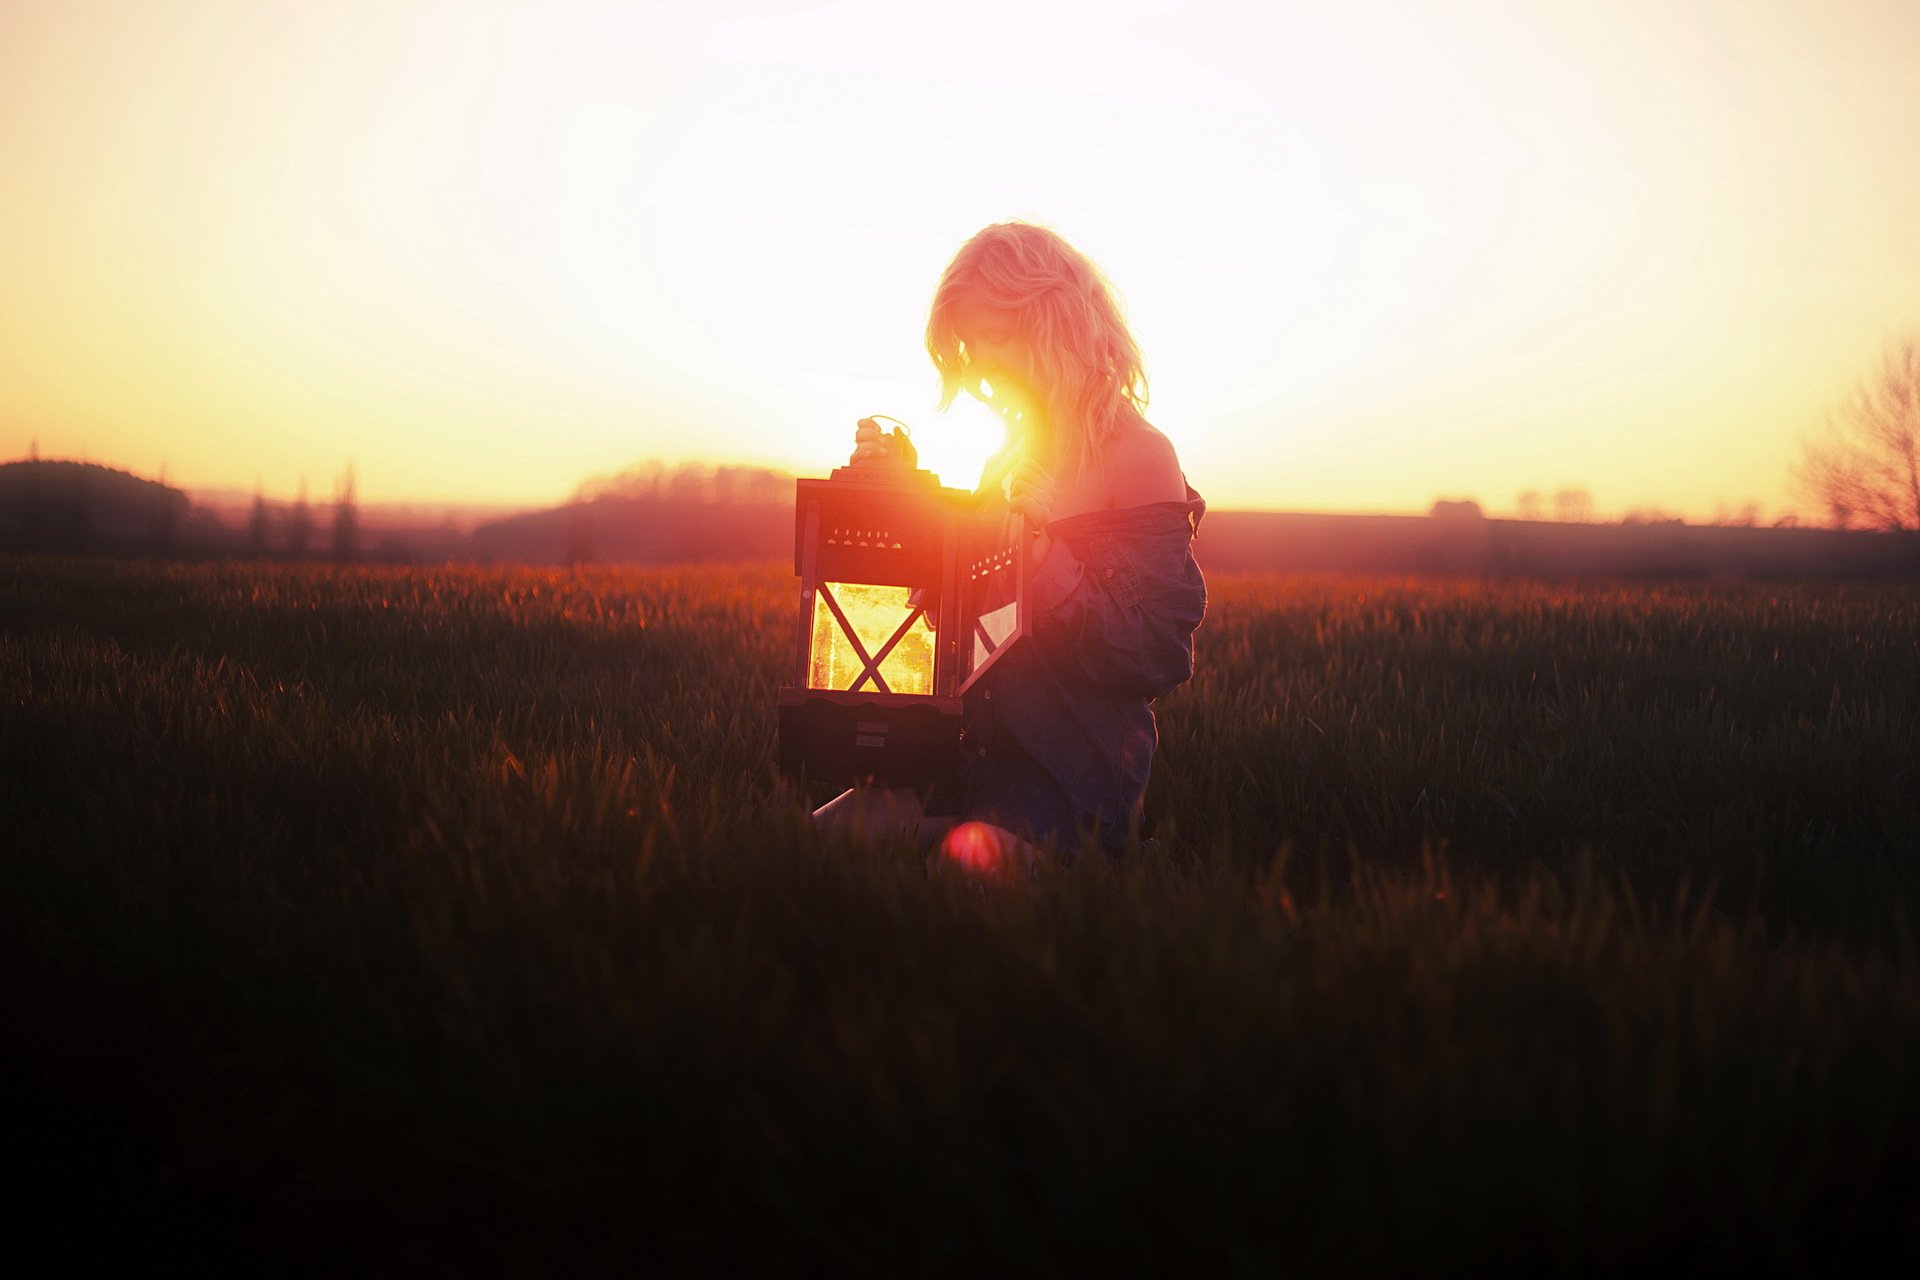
[3,0,1918,517]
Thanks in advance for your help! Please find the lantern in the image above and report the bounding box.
[778,453,1030,787]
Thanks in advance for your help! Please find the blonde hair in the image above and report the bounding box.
[926,222,1148,475]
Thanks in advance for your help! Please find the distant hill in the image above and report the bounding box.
[1194,507,1920,581]
[0,459,215,556]
[471,495,790,566]
[461,460,799,565]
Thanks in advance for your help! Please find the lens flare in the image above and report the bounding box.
[941,821,1009,876]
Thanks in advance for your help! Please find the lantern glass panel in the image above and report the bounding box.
[954,520,1026,694]
[808,582,935,695]
[971,599,1018,670]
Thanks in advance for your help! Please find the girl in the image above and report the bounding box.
[815,222,1207,874]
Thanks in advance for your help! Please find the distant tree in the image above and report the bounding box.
[1552,487,1594,523]
[1515,490,1542,521]
[666,464,713,504]
[288,481,312,558]
[713,465,791,505]
[1428,499,1483,520]
[572,459,792,506]
[1796,337,1920,531]
[574,460,666,503]
[247,487,270,557]
[331,465,358,562]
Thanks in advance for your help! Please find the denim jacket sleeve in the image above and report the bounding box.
[1024,487,1208,698]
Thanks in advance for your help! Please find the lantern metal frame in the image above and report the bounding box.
[777,462,1031,787]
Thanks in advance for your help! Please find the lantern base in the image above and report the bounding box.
[777,688,964,789]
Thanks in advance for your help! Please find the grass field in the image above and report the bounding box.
[4,555,1918,1272]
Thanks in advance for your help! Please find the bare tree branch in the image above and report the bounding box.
[1795,337,1920,532]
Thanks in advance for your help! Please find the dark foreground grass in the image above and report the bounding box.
[3,556,1918,1273]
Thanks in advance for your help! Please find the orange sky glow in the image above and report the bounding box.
[3,0,1918,519]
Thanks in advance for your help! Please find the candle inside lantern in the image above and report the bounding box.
[807,582,936,695]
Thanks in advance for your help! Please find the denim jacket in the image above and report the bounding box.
[967,485,1207,846]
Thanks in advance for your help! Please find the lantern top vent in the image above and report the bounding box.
[825,462,944,488]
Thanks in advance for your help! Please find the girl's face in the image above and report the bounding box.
[950,301,1039,432]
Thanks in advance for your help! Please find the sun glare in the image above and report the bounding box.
[912,395,1006,492]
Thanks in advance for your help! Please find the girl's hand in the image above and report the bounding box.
[850,418,917,468]
[850,420,890,466]
[1004,457,1056,532]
